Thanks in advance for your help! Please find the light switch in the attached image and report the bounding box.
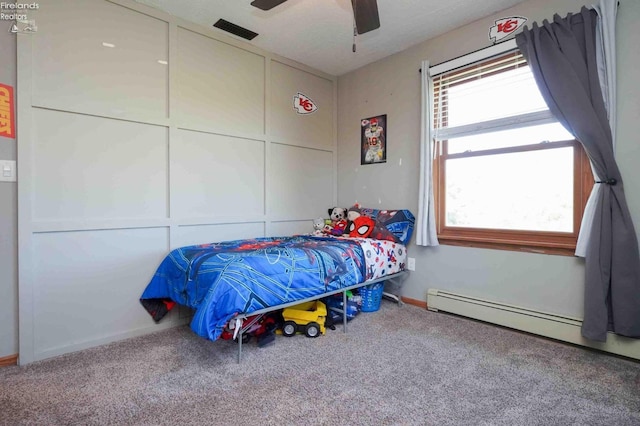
[0,160,16,182]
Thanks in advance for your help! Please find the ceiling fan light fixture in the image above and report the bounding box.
[250,0,288,11]
[351,0,380,34]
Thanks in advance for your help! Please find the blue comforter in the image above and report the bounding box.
[140,235,365,341]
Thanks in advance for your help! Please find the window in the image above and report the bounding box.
[431,50,593,255]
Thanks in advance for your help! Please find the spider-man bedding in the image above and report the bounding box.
[140,235,407,342]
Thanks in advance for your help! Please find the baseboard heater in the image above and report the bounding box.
[427,289,640,360]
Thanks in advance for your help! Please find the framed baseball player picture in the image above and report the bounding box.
[360,114,387,165]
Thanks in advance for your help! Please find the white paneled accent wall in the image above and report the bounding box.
[270,144,334,220]
[271,61,335,149]
[32,228,171,359]
[17,0,336,364]
[171,130,265,219]
[32,0,169,120]
[177,28,265,135]
[32,109,169,221]
[173,223,266,250]
[270,220,317,237]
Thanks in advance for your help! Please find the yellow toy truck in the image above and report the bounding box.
[281,300,327,338]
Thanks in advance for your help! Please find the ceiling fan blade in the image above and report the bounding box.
[250,0,288,11]
[351,0,380,34]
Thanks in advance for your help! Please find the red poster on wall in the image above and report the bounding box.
[0,83,15,139]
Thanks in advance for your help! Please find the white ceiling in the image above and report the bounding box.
[134,0,529,76]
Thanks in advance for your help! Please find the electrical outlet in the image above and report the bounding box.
[407,257,416,271]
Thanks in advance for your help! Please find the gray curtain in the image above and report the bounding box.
[516,7,640,341]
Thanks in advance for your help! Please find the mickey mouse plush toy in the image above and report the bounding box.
[324,207,348,236]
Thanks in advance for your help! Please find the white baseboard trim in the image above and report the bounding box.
[427,289,640,360]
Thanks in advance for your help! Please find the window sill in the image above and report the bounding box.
[437,233,578,257]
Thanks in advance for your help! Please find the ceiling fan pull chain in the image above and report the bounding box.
[352,0,357,52]
[353,26,357,52]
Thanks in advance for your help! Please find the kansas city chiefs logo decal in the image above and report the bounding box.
[489,16,527,43]
[293,92,318,114]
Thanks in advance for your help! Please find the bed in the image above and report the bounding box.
[140,208,414,361]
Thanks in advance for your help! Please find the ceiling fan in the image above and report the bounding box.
[250,0,381,35]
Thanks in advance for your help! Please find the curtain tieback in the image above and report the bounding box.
[595,178,617,185]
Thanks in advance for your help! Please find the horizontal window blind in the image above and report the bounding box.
[432,50,553,141]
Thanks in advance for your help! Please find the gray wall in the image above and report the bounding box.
[337,0,640,319]
[0,28,17,358]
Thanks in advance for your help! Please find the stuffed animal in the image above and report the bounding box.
[312,218,326,236]
[322,207,348,236]
[323,219,347,236]
[348,216,375,238]
[347,203,362,222]
[328,207,347,222]
[345,203,362,236]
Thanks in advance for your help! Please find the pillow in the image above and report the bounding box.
[350,206,415,245]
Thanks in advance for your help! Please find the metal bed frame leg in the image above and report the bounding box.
[235,314,263,364]
[382,275,406,306]
[343,290,348,332]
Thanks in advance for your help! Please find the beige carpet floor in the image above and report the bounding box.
[1,301,640,425]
